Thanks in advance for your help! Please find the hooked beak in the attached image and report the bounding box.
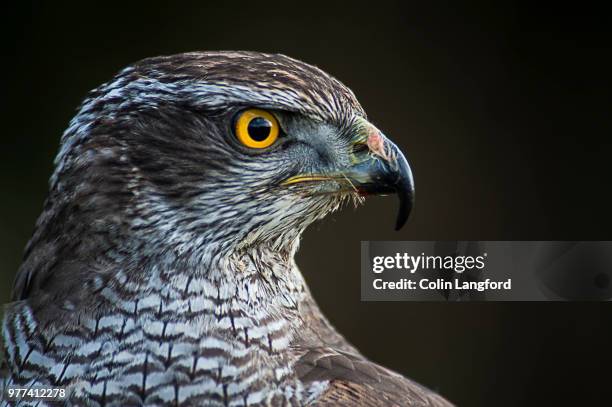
[283,130,414,231]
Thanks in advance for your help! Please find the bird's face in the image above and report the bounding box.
[56,52,413,255]
[189,107,413,249]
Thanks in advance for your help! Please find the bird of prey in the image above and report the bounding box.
[1,51,451,406]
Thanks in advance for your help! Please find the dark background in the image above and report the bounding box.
[3,2,611,406]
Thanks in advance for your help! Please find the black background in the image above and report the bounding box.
[2,2,611,405]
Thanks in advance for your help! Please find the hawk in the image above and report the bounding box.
[1,51,451,406]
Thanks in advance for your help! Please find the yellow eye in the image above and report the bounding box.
[234,109,280,149]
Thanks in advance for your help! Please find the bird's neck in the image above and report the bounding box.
[21,184,315,345]
[89,242,310,338]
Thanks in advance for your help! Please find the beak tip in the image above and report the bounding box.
[394,193,413,231]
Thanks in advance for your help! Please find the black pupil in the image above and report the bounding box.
[247,117,272,141]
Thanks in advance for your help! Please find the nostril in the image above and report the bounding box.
[367,132,389,159]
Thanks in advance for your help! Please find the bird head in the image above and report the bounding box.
[50,52,413,261]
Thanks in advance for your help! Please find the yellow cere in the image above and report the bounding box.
[235,108,279,149]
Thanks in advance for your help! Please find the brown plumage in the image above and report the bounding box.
[2,51,451,406]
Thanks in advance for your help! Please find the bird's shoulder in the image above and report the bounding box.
[314,379,453,407]
[294,346,453,407]
[293,292,452,406]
